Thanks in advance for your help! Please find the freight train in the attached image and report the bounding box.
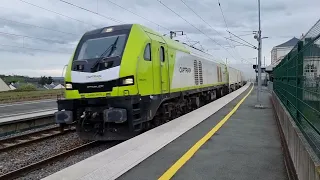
[54,24,246,141]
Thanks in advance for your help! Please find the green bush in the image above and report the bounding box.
[16,84,37,92]
[0,89,64,103]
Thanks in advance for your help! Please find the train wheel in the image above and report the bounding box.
[59,123,65,133]
[217,88,223,98]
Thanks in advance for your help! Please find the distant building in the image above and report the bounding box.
[53,84,65,89]
[0,78,11,92]
[9,82,20,89]
[9,84,16,90]
[271,37,300,66]
[302,38,320,101]
[43,82,65,90]
[254,66,268,86]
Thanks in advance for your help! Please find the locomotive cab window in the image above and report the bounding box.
[76,34,127,60]
[160,46,165,62]
[144,43,151,61]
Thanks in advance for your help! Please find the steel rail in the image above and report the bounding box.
[0,141,99,180]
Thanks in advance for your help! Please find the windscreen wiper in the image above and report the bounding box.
[106,37,119,57]
[91,36,120,72]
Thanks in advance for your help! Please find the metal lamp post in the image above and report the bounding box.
[254,0,264,108]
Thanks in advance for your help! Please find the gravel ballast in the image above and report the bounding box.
[0,124,58,140]
[0,132,85,176]
[15,142,119,180]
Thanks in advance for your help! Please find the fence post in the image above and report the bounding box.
[296,40,304,121]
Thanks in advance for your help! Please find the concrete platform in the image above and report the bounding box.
[44,83,261,180]
[0,111,56,136]
[0,99,56,117]
[120,86,288,180]
[0,110,56,125]
[0,101,56,136]
[0,108,56,119]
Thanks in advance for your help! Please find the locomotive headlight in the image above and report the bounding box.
[65,83,73,90]
[122,78,133,85]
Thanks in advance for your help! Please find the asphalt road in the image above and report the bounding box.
[0,99,57,118]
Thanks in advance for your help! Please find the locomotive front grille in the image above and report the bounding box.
[72,80,118,93]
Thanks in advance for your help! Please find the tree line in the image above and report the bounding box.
[0,75,60,85]
[38,76,54,85]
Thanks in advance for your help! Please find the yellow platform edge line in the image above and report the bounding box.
[158,84,254,180]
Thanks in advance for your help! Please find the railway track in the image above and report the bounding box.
[0,141,100,180]
[0,125,75,152]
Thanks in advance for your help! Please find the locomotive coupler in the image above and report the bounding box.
[54,110,73,124]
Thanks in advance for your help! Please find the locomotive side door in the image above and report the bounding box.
[137,42,154,96]
[159,42,169,94]
[147,33,169,95]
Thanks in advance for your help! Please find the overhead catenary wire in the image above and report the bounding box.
[18,0,99,28]
[184,34,193,46]
[1,1,197,56]
[217,0,230,34]
[56,0,202,47]
[180,0,221,36]
[0,31,78,44]
[216,0,254,65]
[105,0,170,31]
[179,0,232,46]
[102,0,205,47]
[238,33,255,37]
[58,0,204,44]
[227,30,257,49]
[180,0,244,63]
[156,0,235,62]
[3,0,251,62]
[58,0,124,24]
[180,0,252,65]
[6,1,219,55]
[54,0,192,42]
[0,17,79,36]
[0,44,72,54]
[224,37,257,49]
[216,0,238,55]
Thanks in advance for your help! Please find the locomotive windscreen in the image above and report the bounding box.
[71,26,132,73]
[75,34,127,61]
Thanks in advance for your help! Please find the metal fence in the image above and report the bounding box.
[273,19,320,156]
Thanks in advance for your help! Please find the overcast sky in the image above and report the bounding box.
[0,0,319,77]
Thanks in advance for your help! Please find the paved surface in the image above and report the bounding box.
[119,87,288,180]
[43,84,251,180]
[0,99,57,117]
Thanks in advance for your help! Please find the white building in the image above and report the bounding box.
[302,48,320,101]
[0,78,11,92]
[53,84,65,89]
[271,37,300,66]
[9,84,16,90]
